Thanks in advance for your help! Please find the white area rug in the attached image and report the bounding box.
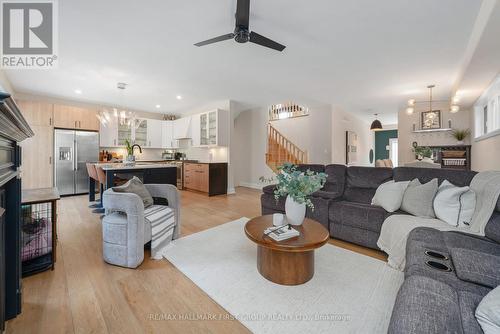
[163,218,404,334]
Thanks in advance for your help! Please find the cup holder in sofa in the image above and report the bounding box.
[425,261,452,272]
[425,250,449,261]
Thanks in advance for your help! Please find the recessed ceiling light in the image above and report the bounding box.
[74,89,82,94]
[155,104,161,109]
[176,95,182,100]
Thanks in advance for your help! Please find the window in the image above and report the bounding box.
[474,75,500,140]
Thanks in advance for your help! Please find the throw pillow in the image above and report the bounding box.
[401,178,438,218]
[112,176,154,208]
[371,180,410,212]
[476,286,500,334]
[433,180,476,227]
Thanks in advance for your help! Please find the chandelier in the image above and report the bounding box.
[406,84,460,116]
[96,82,137,128]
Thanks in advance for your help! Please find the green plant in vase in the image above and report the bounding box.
[260,163,327,226]
[124,139,135,162]
[413,146,432,161]
[451,129,470,145]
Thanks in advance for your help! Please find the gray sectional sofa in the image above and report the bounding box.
[261,164,500,333]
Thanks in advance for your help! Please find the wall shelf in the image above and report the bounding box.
[412,128,452,133]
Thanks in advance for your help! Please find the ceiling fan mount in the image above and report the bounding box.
[194,0,286,52]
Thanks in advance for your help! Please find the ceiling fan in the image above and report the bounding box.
[194,0,286,52]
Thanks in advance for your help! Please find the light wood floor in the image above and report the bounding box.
[6,187,386,334]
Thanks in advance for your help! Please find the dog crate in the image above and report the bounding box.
[21,188,60,277]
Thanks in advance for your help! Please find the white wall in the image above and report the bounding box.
[331,106,374,166]
[397,101,472,165]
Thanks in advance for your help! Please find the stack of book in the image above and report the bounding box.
[264,225,300,242]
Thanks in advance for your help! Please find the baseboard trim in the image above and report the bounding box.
[227,187,236,195]
[238,182,264,190]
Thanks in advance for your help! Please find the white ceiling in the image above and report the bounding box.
[5,0,485,123]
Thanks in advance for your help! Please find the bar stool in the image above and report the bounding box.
[94,166,107,214]
[86,163,100,208]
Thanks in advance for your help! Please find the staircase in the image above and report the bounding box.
[266,123,308,172]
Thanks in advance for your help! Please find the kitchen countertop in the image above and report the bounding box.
[94,163,178,171]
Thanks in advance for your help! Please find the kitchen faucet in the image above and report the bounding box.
[131,144,142,155]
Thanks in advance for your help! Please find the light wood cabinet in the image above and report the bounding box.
[17,100,53,126]
[183,163,228,196]
[53,104,99,131]
[20,125,53,189]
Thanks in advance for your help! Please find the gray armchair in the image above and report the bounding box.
[102,183,180,268]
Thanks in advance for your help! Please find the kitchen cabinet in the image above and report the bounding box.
[20,125,53,189]
[191,114,201,147]
[117,118,133,146]
[53,104,99,131]
[147,119,163,148]
[191,109,228,147]
[133,119,148,146]
[100,115,118,147]
[183,162,227,196]
[173,116,192,139]
[161,121,178,148]
[16,100,53,126]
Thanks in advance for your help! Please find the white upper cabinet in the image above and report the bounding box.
[147,119,163,148]
[192,109,228,147]
[191,113,201,147]
[99,115,118,147]
[161,121,178,148]
[173,116,192,139]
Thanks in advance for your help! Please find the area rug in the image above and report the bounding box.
[163,218,404,334]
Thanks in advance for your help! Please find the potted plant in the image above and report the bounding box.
[413,146,433,161]
[451,129,470,145]
[124,139,135,163]
[260,163,327,226]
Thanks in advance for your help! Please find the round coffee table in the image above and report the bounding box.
[244,215,329,285]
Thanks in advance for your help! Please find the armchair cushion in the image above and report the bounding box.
[112,176,153,208]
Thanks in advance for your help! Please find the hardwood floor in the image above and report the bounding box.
[6,187,386,333]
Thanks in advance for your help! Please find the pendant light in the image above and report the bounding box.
[370,113,383,131]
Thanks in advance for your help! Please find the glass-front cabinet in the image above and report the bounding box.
[198,110,218,146]
[118,118,133,145]
[134,119,148,146]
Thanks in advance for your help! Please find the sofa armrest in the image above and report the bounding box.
[311,190,342,200]
[262,184,277,195]
[451,248,500,288]
[144,184,181,239]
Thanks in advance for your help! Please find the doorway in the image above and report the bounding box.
[389,138,399,167]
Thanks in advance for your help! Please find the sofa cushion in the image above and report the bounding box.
[343,166,393,204]
[451,248,500,288]
[458,291,485,334]
[262,184,276,195]
[311,190,342,200]
[388,275,464,334]
[443,231,500,256]
[393,166,476,187]
[485,211,500,243]
[401,178,438,218]
[323,164,346,194]
[296,164,325,174]
[330,200,392,233]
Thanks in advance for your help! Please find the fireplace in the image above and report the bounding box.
[0,90,34,329]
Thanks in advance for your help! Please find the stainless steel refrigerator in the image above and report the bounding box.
[55,129,99,196]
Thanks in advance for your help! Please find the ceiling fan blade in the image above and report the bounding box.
[249,31,286,51]
[235,0,250,28]
[194,33,234,47]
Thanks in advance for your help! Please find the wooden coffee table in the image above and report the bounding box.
[244,215,329,285]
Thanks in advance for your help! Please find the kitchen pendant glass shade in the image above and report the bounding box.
[370,119,383,131]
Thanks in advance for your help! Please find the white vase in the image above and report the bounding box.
[285,196,306,226]
[457,140,464,145]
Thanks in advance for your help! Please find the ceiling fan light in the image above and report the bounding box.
[406,107,414,115]
[450,105,460,113]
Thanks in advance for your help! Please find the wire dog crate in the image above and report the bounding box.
[21,188,60,277]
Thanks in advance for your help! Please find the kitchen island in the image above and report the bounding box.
[89,163,177,202]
